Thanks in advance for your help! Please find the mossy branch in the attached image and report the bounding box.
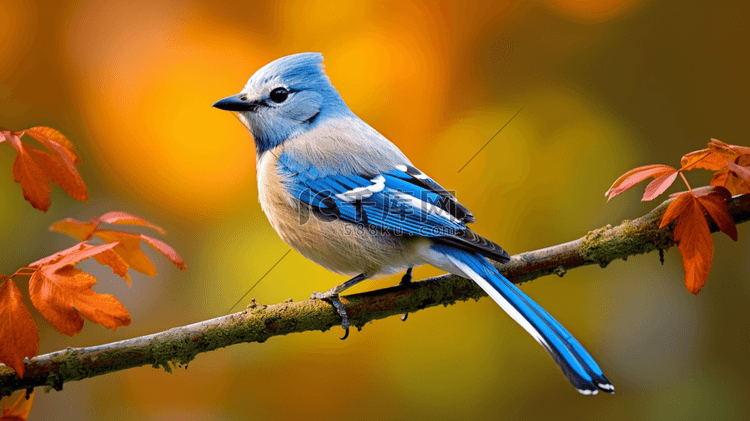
[2,194,749,396]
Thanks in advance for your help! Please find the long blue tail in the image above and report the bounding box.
[432,244,614,395]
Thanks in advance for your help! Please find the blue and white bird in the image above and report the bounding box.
[213,52,614,395]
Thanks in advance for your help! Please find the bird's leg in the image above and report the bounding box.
[399,267,413,321]
[311,273,368,340]
[400,267,413,285]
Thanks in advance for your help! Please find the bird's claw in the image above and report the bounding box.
[328,295,351,340]
[399,267,413,322]
[311,291,350,340]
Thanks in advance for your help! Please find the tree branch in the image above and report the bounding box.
[2,194,750,396]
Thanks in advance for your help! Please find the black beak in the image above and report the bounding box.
[212,93,257,112]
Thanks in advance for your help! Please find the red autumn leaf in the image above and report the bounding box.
[29,242,118,270]
[24,127,86,201]
[3,127,87,211]
[24,126,80,163]
[641,169,679,201]
[6,133,51,211]
[98,211,167,235]
[671,195,713,295]
[695,187,738,241]
[1,389,35,421]
[0,277,39,378]
[140,235,186,269]
[606,164,677,201]
[28,244,132,336]
[660,192,695,228]
[668,185,729,199]
[25,145,86,201]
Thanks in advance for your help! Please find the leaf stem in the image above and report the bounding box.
[679,171,694,195]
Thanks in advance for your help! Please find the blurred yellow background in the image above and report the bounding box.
[2,0,750,419]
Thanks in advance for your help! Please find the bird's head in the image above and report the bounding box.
[213,52,352,154]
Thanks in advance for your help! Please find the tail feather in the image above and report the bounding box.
[430,244,614,395]
[511,284,614,393]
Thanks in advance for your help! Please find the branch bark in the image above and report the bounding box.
[2,194,750,396]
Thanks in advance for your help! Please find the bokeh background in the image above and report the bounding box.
[2,0,750,419]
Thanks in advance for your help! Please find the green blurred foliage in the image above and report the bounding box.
[2,0,750,419]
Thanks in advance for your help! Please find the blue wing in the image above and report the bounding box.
[281,161,509,262]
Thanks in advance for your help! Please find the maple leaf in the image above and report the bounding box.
[605,164,677,201]
[50,212,186,281]
[1,127,86,212]
[708,152,750,195]
[4,132,50,211]
[660,193,713,294]
[695,187,738,241]
[97,211,167,234]
[28,242,131,336]
[0,277,39,378]
[659,188,736,295]
[0,389,34,421]
[681,138,750,172]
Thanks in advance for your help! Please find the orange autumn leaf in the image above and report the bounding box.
[725,159,750,182]
[48,218,99,241]
[1,127,86,212]
[93,231,187,276]
[680,150,729,172]
[660,193,714,295]
[93,248,132,286]
[1,389,34,421]
[51,212,186,278]
[51,211,168,240]
[661,192,700,227]
[710,154,750,195]
[696,187,738,241]
[29,242,115,269]
[673,195,713,295]
[610,139,746,296]
[25,145,85,200]
[681,138,750,172]
[29,241,131,285]
[707,138,750,157]
[94,231,157,277]
[711,170,750,195]
[24,126,80,163]
[0,277,39,378]
[29,267,131,336]
[28,242,132,336]
[605,164,677,201]
[5,132,50,212]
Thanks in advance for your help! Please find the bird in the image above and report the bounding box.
[213,52,614,395]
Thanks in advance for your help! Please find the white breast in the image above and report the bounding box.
[255,147,426,279]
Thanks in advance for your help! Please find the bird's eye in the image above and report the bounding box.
[269,87,289,103]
